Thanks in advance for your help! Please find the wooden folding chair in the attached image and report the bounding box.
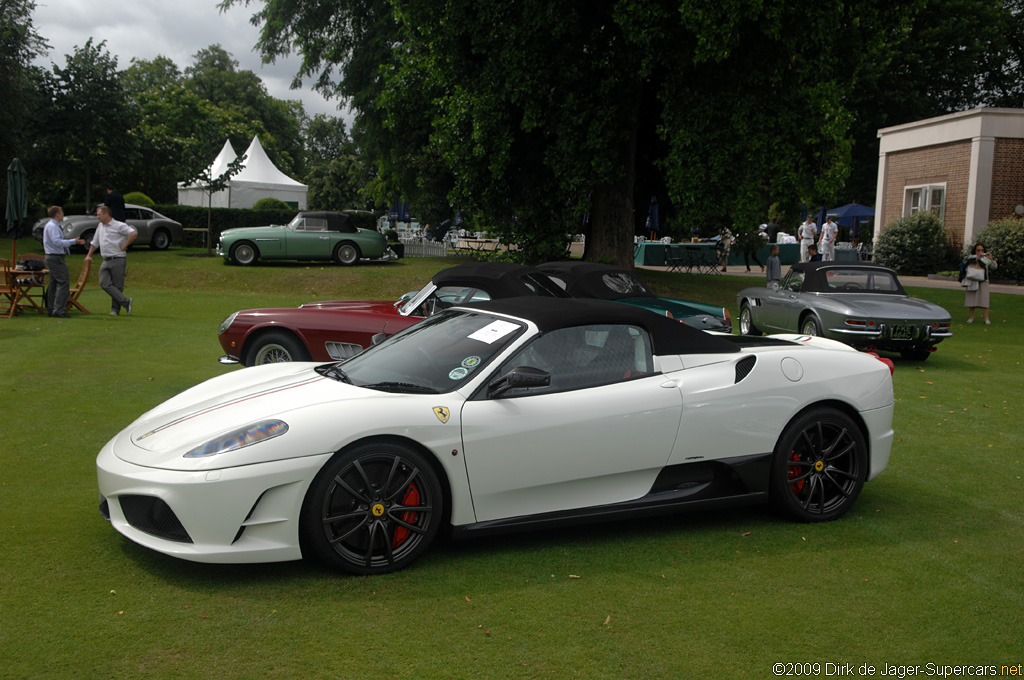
[66,258,91,314]
[1,258,25,318]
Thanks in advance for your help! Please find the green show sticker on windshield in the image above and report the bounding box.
[462,356,481,368]
[448,367,469,380]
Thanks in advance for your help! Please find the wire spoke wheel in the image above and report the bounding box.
[304,443,442,574]
[771,407,866,522]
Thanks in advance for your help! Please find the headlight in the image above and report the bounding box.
[218,311,240,335]
[184,420,289,458]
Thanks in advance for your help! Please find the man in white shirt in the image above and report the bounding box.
[819,217,838,261]
[84,205,137,316]
[798,217,817,262]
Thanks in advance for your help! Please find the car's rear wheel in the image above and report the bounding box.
[769,406,867,522]
[245,331,310,365]
[150,229,171,250]
[738,303,761,336]
[231,242,259,266]
[800,315,822,336]
[302,442,443,575]
[900,348,931,361]
[333,242,361,266]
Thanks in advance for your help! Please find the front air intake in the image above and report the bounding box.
[118,495,193,543]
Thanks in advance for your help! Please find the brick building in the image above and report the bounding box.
[875,108,1024,252]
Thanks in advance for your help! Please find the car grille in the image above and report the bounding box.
[735,356,756,383]
[118,495,193,543]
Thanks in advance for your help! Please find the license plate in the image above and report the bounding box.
[890,325,916,340]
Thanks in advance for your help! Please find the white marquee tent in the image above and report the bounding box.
[177,136,308,210]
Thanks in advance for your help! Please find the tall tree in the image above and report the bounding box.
[123,55,253,202]
[841,0,1024,205]
[0,0,48,166]
[36,39,138,206]
[185,44,306,178]
[224,0,1024,263]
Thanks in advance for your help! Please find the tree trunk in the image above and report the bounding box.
[582,101,640,268]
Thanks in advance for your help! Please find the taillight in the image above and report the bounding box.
[866,351,895,375]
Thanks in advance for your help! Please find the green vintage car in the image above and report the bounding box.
[217,211,389,266]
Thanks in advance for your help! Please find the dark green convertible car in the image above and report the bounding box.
[217,211,388,266]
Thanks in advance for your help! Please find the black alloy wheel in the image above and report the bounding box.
[769,407,867,522]
[302,443,443,574]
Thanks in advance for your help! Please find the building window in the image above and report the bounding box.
[904,184,946,222]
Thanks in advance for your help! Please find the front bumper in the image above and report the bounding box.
[96,437,332,564]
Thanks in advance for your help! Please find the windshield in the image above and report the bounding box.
[824,268,901,292]
[317,310,526,393]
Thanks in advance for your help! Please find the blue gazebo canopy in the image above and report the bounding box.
[827,203,875,227]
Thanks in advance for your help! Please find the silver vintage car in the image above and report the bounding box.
[33,204,185,251]
[736,261,952,360]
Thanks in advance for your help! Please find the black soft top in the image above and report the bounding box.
[431,262,569,299]
[461,297,739,356]
[537,261,655,300]
[299,211,355,233]
[789,261,907,295]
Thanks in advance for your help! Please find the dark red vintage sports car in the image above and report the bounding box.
[217,262,570,366]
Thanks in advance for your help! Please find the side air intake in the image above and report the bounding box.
[735,356,756,383]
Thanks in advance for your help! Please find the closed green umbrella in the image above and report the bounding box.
[5,158,29,262]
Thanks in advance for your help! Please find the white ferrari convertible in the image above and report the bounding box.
[97,297,895,574]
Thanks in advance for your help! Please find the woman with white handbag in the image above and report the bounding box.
[960,243,998,324]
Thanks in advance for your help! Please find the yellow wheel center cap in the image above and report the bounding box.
[814,460,825,472]
[371,504,385,517]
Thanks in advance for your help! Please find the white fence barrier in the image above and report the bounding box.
[400,238,449,258]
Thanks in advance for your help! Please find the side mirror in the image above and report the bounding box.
[370,332,387,346]
[488,366,550,398]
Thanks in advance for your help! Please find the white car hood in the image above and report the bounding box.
[119,363,372,467]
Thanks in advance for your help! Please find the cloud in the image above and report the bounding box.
[32,0,347,118]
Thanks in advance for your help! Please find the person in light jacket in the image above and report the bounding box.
[959,243,997,324]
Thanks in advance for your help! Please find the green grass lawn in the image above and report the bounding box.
[1,240,1021,679]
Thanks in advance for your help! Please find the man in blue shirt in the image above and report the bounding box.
[42,206,85,318]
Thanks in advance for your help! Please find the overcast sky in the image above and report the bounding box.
[31,0,347,119]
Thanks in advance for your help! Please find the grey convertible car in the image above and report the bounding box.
[735,261,952,360]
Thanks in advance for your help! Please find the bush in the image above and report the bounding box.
[873,212,953,275]
[973,217,1024,282]
[253,197,292,211]
[123,191,154,206]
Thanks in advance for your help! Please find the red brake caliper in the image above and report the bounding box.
[391,483,420,548]
[788,452,805,494]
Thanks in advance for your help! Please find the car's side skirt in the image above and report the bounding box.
[451,453,772,538]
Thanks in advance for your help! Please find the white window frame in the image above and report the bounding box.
[903,183,946,222]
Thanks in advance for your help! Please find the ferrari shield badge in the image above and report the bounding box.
[433,406,450,424]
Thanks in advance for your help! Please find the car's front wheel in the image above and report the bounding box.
[333,242,361,266]
[150,229,171,250]
[245,331,311,365]
[302,442,443,574]
[78,229,95,253]
[800,315,822,336]
[738,303,761,336]
[769,406,867,522]
[230,242,259,266]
